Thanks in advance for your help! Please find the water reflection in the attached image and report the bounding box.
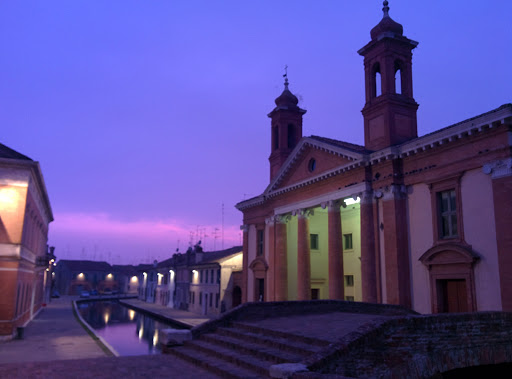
[78,301,183,356]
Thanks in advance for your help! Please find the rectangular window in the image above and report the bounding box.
[343,234,353,250]
[199,292,202,305]
[345,296,355,301]
[311,288,320,300]
[205,270,209,283]
[438,190,458,238]
[257,229,264,256]
[211,269,214,284]
[310,234,319,250]
[216,293,219,308]
[209,293,213,307]
[192,292,195,304]
[344,275,354,287]
[217,269,221,283]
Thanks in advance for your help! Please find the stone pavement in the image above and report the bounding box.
[119,298,215,328]
[0,296,107,364]
[243,312,387,343]
[0,296,220,378]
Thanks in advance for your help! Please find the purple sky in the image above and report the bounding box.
[1,1,510,265]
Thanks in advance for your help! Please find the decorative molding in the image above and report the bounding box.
[292,208,314,218]
[483,158,512,179]
[240,224,249,232]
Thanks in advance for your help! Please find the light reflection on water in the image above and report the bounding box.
[78,301,183,356]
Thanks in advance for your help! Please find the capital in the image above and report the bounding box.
[483,158,512,179]
[293,208,314,218]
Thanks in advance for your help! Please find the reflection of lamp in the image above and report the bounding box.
[104,311,110,324]
[138,325,144,340]
[128,309,135,321]
[153,330,158,347]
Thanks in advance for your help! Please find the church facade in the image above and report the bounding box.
[236,3,512,314]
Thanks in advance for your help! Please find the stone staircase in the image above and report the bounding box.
[165,321,330,378]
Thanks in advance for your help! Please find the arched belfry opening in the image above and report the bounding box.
[394,60,402,94]
[372,62,382,98]
[358,0,419,151]
[287,124,296,149]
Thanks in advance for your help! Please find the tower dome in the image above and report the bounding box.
[274,78,299,108]
[370,1,403,40]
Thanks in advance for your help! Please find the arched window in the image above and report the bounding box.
[287,124,296,149]
[273,126,279,150]
[394,60,403,94]
[372,62,382,98]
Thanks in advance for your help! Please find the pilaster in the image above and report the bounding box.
[381,184,411,308]
[484,159,512,311]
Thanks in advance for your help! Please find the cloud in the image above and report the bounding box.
[49,212,242,264]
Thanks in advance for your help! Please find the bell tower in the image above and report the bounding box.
[268,74,306,181]
[358,1,419,151]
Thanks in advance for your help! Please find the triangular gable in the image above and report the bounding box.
[265,137,367,194]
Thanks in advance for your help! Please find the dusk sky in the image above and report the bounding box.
[1,1,510,265]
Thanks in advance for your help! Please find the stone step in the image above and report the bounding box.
[202,332,305,364]
[167,344,263,379]
[231,322,330,348]
[215,326,322,357]
[185,339,273,376]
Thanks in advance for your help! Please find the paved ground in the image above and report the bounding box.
[244,312,387,343]
[0,296,219,378]
[0,296,107,364]
[119,298,215,328]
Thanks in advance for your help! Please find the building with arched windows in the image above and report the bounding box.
[236,2,512,314]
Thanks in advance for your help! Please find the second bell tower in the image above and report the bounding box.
[358,1,419,151]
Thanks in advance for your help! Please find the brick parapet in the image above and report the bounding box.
[304,311,512,378]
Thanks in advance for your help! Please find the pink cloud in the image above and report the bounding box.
[50,212,242,264]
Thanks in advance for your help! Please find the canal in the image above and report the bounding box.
[77,300,186,356]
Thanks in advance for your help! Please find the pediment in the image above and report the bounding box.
[265,137,367,193]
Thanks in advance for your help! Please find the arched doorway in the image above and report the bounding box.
[420,243,479,313]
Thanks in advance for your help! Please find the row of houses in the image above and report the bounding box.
[53,243,243,317]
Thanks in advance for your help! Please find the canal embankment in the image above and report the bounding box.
[119,298,214,328]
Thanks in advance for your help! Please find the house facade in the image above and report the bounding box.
[236,3,512,314]
[0,143,53,339]
[138,244,243,315]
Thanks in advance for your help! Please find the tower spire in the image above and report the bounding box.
[382,1,390,18]
[283,64,289,89]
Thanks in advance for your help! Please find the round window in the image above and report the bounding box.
[308,158,316,172]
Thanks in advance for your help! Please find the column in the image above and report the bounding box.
[241,224,249,304]
[360,190,378,303]
[266,217,276,302]
[327,200,344,300]
[485,159,512,311]
[296,209,311,301]
[274,215,288,301]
